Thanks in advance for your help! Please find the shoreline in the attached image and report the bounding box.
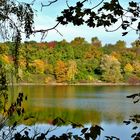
[8,82,140,86]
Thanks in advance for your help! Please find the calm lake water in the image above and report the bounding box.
[9,85,140,139]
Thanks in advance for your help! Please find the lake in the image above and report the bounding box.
[9,85,140,139]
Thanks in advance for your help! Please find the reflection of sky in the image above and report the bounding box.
[15,122,140,140]
[9,85,140,139]
[100,122,139,140]
[31,96,140,118]
[18,0,139,47]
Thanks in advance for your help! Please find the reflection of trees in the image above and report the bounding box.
[11,108,101,125]
[8,85,140,126]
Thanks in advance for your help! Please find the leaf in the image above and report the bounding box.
[131,18,137,22]
[129,2,137,7]
[122,32,128,36]
[132,126,138,130]
[25,96,27,100]
[138,22,140,30]
[84,133,90,140]
[73,135,83,140]
[81,128,88,135]
[52,118,59,125]
[105,136,111,139]
[12,121,17,129]
[131,133,136,138]
[71,122,83,128]
[133,99,140,104]
[24,131,29,136]
[126,93,139,99]
[84,9,91,14]
[111,17,117,23]
[76,2,83,8]
[123,20,129,24]
[89,125,104,139]
[123,120,131,125]
[111,136,120,140]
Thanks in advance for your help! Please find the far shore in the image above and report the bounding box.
[8,82,140,86]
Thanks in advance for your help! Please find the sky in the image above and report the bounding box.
[21,0,139,47]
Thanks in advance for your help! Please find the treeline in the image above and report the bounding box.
[0,37,140,84]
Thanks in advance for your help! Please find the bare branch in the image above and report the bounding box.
[30,0,36,5]
[66,0,69,8]
[55,28,63,37]
[33,22,62,40]
[81,0,88,4]
[105,24,122,32]
[33,22,60,33]
[41,0,58,7]
[91,0,104,10]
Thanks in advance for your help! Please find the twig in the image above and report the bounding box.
[33,22,60,33]
[41,0,58,8]
[55,28,63,37]
[91,0,104,10]
[66,0,69,8]
[105,24,122,32]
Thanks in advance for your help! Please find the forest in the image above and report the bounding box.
[0,37,140,84]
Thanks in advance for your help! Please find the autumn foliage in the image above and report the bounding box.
[0,38,140,84]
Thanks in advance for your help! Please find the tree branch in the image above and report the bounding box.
[41,0,58,7]
[33,22,60,33]
[91,0,104,10]
[105,24,122,32]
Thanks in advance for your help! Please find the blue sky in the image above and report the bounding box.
[21,0,139,47]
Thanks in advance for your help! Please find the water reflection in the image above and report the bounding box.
[15,122,138,140]
[8,85,140,125]
[7,85,140,139]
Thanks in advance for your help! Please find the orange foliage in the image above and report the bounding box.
[55,60,67,82]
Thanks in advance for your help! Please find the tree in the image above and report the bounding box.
[133,61,140,77]
[119,49,136,68]
[91,37,102,48]
[70,37,89,60]
[0,0,140,139]
[0,0,139,43]
[124,63,134,81]
[54,60,68,82]
[115,40,126,49]
[33,59,45,74]
[100,54,122,82]
[131,40,140,48]
[66,60,77,82]
[124,63,134,74]
[0,0,139,74]
[56,0,140,37]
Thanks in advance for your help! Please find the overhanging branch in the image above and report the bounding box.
[33,22,60,33]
